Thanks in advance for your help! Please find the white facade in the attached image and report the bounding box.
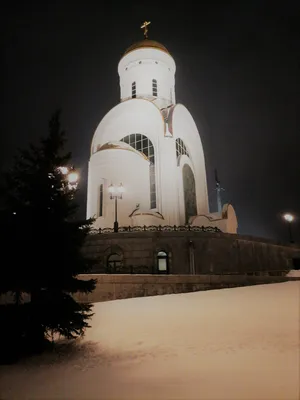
[87,39,210,229]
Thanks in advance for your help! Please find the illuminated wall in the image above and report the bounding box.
[118,46,176,109]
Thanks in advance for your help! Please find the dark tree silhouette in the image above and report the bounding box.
[0,110,96,356]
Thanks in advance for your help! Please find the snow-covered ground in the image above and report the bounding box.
[1,281,299,400]
[287,269,300,277]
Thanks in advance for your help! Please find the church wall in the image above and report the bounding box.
[91,99,165,151]
[87,149,150,227]
[119,60,174,105]
[118,48,176,106]
[90,99,210,227]
[157,134,180,225]
[83,231,300,276]
[191,204,238,234]
[172,105,209,216]
[131,214,165,226]
[88,99,211,228]
[191,215,228,232]
[88,99,166,225]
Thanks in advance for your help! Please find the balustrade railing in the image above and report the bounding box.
[90,225,222,235]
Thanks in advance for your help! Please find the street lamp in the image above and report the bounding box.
[57,166,79,190]
[283,213,295,243]
[67,171,79,188]
[108,183,124,232]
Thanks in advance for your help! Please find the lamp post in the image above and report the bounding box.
[108,183,124,232]
[283,213,294,243]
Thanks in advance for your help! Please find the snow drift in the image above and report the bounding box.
[0,281,299,400]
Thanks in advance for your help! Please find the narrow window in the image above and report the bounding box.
[150,164,156,209]
[152,79,157,96]
[132,81,136,98]
[157,251,169,274]
[99,184,103,216]
[175,138,190,160]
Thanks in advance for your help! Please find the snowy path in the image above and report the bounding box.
[1,281,299,400]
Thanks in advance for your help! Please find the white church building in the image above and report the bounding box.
[87,23,237,234]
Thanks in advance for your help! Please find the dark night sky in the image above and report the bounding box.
[1,1,300,242]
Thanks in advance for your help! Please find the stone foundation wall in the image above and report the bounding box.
[74,273,300,303]
[83,231,300,275]
[2,274,299,305]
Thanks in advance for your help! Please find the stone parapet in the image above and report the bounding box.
[74,273,300,303]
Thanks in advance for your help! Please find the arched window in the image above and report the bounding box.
[176,138,189,160]
[132,81,136,98]
[120,134,156,209]
[107,253,123,273]
[182,164,197,224]
[152,79,158,96]
[157,251,169,274]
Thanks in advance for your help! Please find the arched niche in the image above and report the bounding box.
[182,164,197,223]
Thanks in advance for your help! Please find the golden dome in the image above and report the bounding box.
[124,39,170,56]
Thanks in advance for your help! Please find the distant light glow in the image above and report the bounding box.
[67,172,79,184]
[283,213,294,223]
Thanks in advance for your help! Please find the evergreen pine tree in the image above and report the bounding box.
[1,110,96,351]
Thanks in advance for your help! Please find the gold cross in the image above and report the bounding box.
[141,21,151,39]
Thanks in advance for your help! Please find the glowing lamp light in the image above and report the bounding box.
[283,213,294,223]
[108,184,115,194]
[108,182,124,232]
[58,166,69,175]
[118,183,125,193]
[67,172,79,184]
[108,183,124,196]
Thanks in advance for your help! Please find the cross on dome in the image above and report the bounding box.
[140,21,151,39]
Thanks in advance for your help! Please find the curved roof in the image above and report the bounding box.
[123,39,170,56]
[93,141,149,161]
